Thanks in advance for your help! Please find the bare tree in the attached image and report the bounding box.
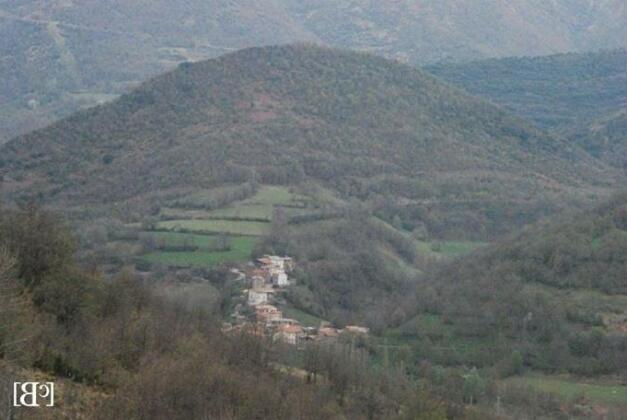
[0,247,18,347]
[0,368,17,420]
[0,248,18,420]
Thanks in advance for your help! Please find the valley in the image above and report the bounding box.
[1,41,626,419]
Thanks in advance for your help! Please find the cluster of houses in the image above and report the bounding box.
[224,255,369,347]
[246,255,293,306]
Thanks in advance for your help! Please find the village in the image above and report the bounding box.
[223,255,369,347]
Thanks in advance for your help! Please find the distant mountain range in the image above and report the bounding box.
[428,49,627,132]
[428,49,627,173]
[286,0,627,63]
[1,0,626,142]
[1,45,621,238]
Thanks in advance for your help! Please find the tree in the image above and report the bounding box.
[303,342,323,384]
[214,233,232,252]
[32,267,94,324]
[0,365,17,420]
[462,368,485,405]
[0,247,20,357]
[1,203,75,288]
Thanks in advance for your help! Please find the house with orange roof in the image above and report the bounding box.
[255,304,283,324]
[274,324,304,345]
[344,325,370,335]
[317,327,340,339]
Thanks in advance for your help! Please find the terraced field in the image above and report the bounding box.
[140,235,257,268]
[142,231,250,248]
[139,185,483,270]
[203,204,274,221]
[507,373,627,405]
[157,219,271,236]
[282,306,326,328]
[415,240,487,258]
[138,186,331,268]
[240,186,310,206]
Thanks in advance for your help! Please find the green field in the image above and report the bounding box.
[144,231,239,247]
[161,185,319,225]
[436,241,486,256]
[205,204,274,221]
[372,218,486,259]
[526,284,627,332]
[160,208,218,220]
[282,306,325,327]
[242,186,309,206]
[416,240,486,257]
[157,219,270,236]
[389,314,506,366]
[140,236,257,268]
[145,186,326,267]
[507,373,627,405]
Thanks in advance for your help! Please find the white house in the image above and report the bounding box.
[258,255,294,272]
[344,325,370,335]
[248,290,268,306]
[251,275,266,289]
[273,324,304,345]
[272,271,289,287]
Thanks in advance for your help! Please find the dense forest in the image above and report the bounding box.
[427,49,627,132]
[256,211,420,329]
[2,45,621,241]
[406,194,627,377]
[569,109,627,174]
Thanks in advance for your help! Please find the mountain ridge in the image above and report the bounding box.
[427,48,627,132]
[2,0,626,142]
[1,45,622,239]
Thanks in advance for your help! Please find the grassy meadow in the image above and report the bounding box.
[157,219,270,236]
[507,373,627,406]
[138,186,319,268]
[140,236,257,268]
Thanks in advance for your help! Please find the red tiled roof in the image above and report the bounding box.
[256,305,280,313]
[279,324,303,334]
[318,327,340,337]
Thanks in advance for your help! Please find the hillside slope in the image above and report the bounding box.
[2,0,626,142]
[1,45,620,236]
[569,109,627,174]
[287,0,627,63]
[427,49,627,131]
[0,0,314,143]
[412,193,627,374]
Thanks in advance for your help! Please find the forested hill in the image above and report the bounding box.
[439,193,627,295]
[1,45,621,234]
[427,49,627,132]
[569,109,627,174]
[0,0,314,143]
[417,193,627,375]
